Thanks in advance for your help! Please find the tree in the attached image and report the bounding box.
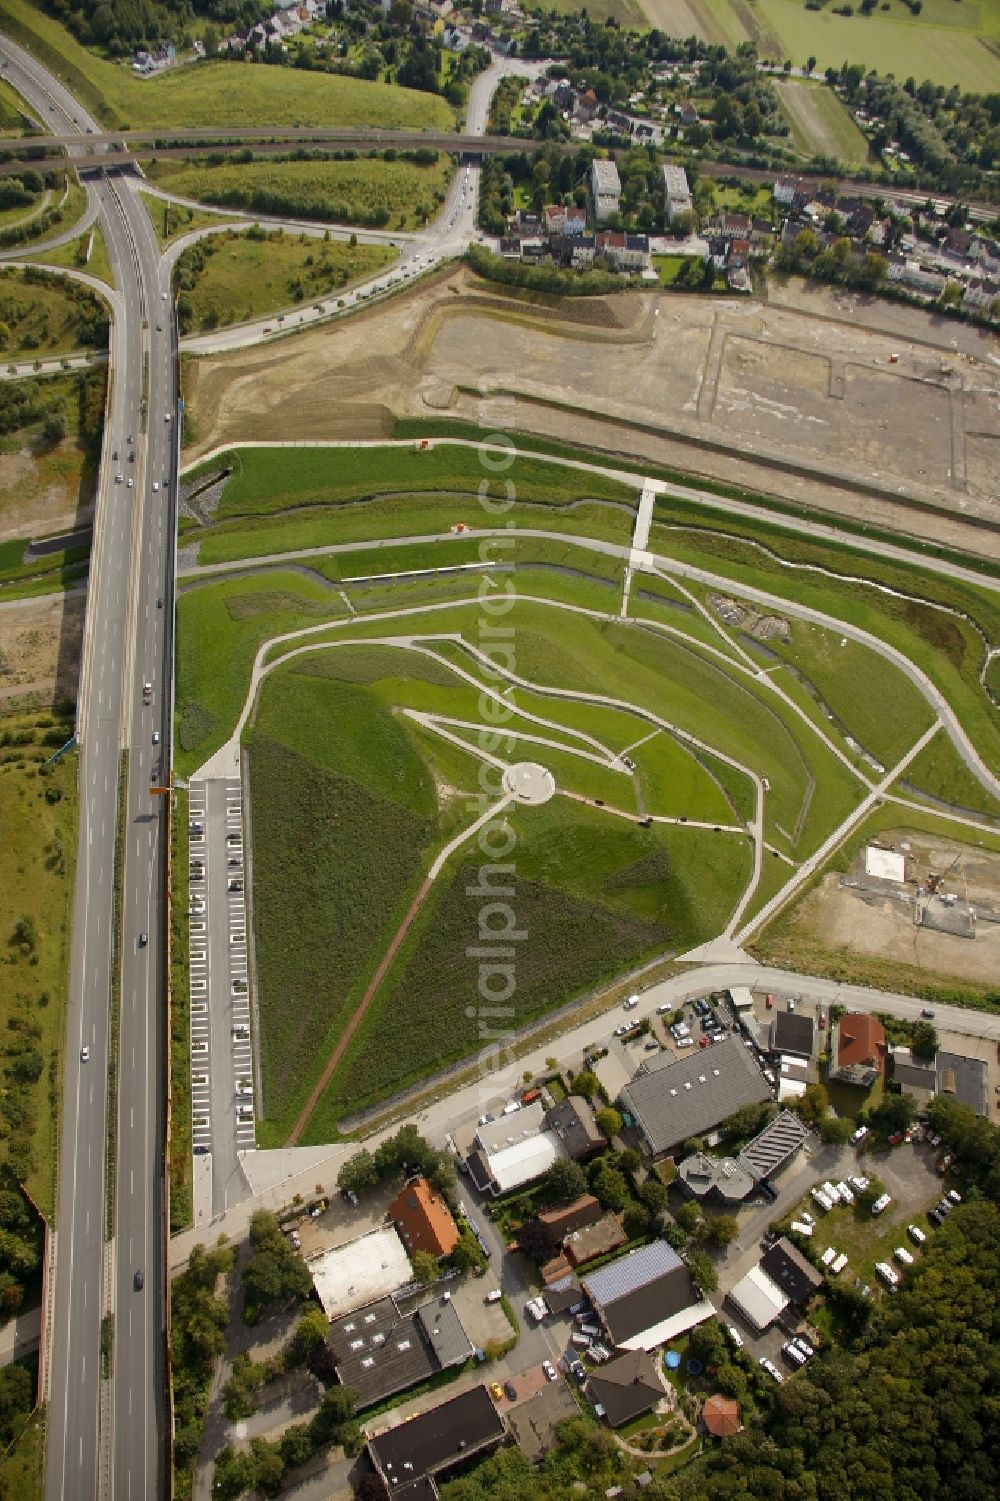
[336,1150,379,1197]
[450,1230,484,1273]
[806,56,817,76]
[590,1163,630,1214]
[676,1200,703,1235]
[572,1069,600,1098]
[795,1082,829,1126]
[685,1248,718,1294]
[242,1212,312,1322]
[11,915,36,953]
[543,1158,588,1205]
[817,1116,855,1146]
[411,1250,440,1284]
[595,1107,623,1140]
[42,412,66,444]
[640,1179,669,1217]
[288,1307,328,1364]
[702,1214,738,1248]
[910,1022,938,1059]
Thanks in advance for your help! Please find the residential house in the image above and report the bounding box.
[675,101,699,127]
[963,278,999,314]
[365,1385,507,1498]
[388,1177,459,1261]
[887,257,946,298]
[544,205,587,237]
[588,1350,664,1427]
[774,174,803,206]
[581,1240,714,1352]
[457,1101,567,1197]
[677,1152,755,1203]
[596,231,650,270]
[575,88,599,122]
[605,110,632,139]
[591,159,621,224]
[937,1050,988,1115]
[727,1236,822,1333]
[531,1194,605,1252]
[829,1013,886,1088]
[563,1213,628,1269]
[889,1046,936,1109]
[619,1035,771,1159]
[545,1094,606,1158]
[542,1274,585,1315]
[662,164,692,225]
[328,1290,472,1410]
[770,1011,814,1060]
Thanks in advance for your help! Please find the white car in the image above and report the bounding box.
[152,481,159,492]
[542,1360,557,1382]
[127,477,133,488]
[759,1357,783,1383]
[726,1325,744,1350]
[894,1246,914,1266]
[871,1193,892,1216]
[80,1045,90,1062]
[907,1224,927,1244]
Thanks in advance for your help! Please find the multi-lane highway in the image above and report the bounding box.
[0,33,172,1501]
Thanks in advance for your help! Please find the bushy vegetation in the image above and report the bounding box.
[466,243,624,298]
[0,716,78,1214]
[172,1240,235,1501]
[213,1384,359,1500]
[0,267,108,359]
[150,149,450,231]
[241,1210,312,1325]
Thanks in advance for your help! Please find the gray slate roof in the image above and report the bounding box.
[621,1035,771,1154]
[583,1239,681,1307]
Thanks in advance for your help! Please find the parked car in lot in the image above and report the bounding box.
[759,1357,783,1383]
[871,1193,892,1215]
[894,1246,914,1266]
[542,1360,557,1382]
[907,1224,927,1244]
[852,1125,869,1144]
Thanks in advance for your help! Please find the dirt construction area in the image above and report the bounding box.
[0,437,95,544]
[0,589,85,710]
[183,266,1000,559]
[781,829,1000,986]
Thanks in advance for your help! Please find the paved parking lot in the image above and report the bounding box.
[188,775,257,1219]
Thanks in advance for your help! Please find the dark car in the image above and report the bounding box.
[503,1381,517,1401]
[134,1269,144,1291]
[138,932,148,948]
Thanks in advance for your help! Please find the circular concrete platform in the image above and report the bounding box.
[503,761,556,805]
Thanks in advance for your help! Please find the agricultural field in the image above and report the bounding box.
[3,0,457,130]
[0,713,79,1218]
[173,229,396,335]
[540,0,648,22]
[146,154,453,232]
[0,267,109,361]
[773,79,870,165]
[757,0,1000,91]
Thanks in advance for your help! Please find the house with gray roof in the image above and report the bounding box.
[620,1035,771,1158]
[582,1240,714,1352]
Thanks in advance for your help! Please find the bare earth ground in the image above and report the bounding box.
[0,438,95,544]
[779,832,1000,987]
[0,590,85,710]
[183,267,1000,557]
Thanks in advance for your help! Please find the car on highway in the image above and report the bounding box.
[138,931,147,947]
[80,1046,90,1063]
[127,478,133,488]
[134,1269,144,1291]
[152,482,159,492]
[115,472,123,483]
[152,731,160,745]
[156,597,162,608]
